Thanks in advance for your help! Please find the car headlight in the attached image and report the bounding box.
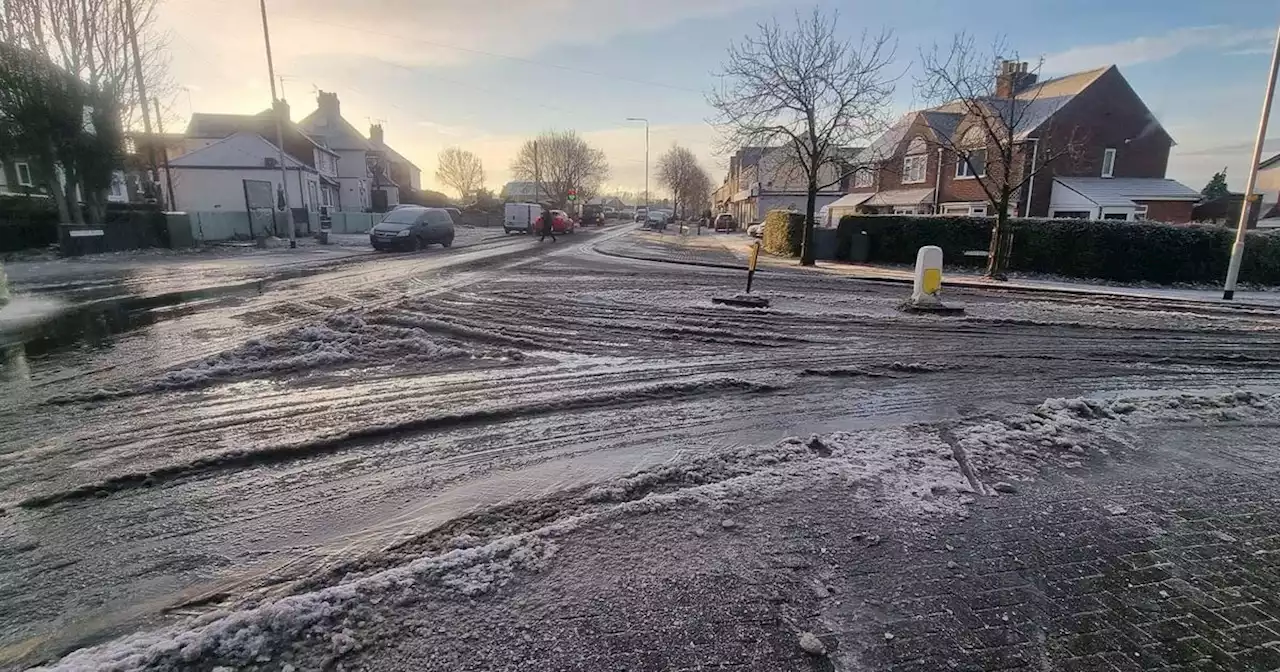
[396,230,411,237]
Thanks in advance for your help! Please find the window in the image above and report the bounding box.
[956,149,987,178]
[902,155,927,184]
[1103,213,1128,220]
[942,204,970,216]
[970,204,988,217]
[308,181,320,211]
[1101,148,1116,178]
[1134,205,1148,221]
[15,162,33,187]
[108,172,127,200]
[1052,210,1091,219]
[322,186,333,207]
[853,168,872,188]
[893,206,919,215]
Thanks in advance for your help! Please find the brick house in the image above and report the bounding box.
[713,145,855,225]
[845,62,1199,223]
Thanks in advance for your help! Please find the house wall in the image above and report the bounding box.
[167,166,316,214]
[189,211,254,241]
[1136,200,1194,224]
[1025,67,1173,216]
[853,115,943,201]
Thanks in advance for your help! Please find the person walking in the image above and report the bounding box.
[539,205,557,243]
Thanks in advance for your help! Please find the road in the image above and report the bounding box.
[4,222,1280,670]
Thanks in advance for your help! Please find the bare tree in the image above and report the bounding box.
[435,147,485,201]
[708,9,897,265]
[656,144,713,220]
[510,130,609,208]
[917,34,1086,278]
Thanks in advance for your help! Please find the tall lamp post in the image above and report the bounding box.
[626,117,649,215]
[258,0,295,248]
[1224,20,1280,299]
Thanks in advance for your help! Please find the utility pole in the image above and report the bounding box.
[123,0,161,207]
[533,140,541,205]
[626,118,650,213]
[1224,20,1280,300]
[153,98,177,210]
[259,0,294,248]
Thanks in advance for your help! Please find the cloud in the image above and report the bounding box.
[1042,25,1274,73]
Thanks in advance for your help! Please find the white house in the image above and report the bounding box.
[298,92,397,212]
[164,132,326,225]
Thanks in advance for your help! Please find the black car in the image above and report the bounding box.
[369,206,456,251]
[581,204,605,226]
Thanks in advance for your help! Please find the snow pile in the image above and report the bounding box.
[954,389,1280,482]
[150,311,521,392]
[33,530,563,672]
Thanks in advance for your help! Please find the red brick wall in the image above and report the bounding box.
[1137,200,1194,224]
[856,114,942,197]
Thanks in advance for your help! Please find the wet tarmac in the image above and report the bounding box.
[4,223,1280,669]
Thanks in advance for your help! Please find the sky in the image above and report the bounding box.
[157,0,1280,198]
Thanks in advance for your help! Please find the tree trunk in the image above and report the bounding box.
[62,163,84,225]
[800,180,817,266]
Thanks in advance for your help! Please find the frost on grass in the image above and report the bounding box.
[33,531,562,672]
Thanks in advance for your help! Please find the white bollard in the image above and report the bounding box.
[911,245,944,306]
[901,245,963,314]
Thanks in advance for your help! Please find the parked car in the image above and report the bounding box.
[370,206,455,251]
[714,213,738,233]
[537,209,576,234]
[581,204,606,226]
[444,207,462,224]
[504,202,541,234]
[644,210,668,230]
[746,222,764,238]
[634,207,648,222]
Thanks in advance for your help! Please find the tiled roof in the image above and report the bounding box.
[864,187,935,207]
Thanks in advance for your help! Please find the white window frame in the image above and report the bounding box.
[956,149,987,179]
[1052,210,1092,219]
[892,205,919,215]
[942,204,970,216]
[1101,148,1116,178]
[969,204,988,216]
[902,154,927,184]
[853,167,873,188]
[15,162,33,187]
[1134,205,1148,221]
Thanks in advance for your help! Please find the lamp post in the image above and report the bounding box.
[259,0,294,248]
[626,117,649,214]
[1223,20,1280,299]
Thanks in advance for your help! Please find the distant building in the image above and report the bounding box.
[500,181,551,201]
[845,62,1198,223]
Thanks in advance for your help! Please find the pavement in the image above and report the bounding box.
[603,228,1280,308]
[6,221,1280,670]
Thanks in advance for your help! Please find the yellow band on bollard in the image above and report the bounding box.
[923,268,942,295]
[748,242,761,272]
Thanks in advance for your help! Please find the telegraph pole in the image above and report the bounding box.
[626,118,650,213]
[259,0,295,248]
[1224,20,1280,300]
[153,98,177,210]
[123,0,161,207]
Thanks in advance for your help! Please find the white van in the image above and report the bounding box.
[504,202,541,234]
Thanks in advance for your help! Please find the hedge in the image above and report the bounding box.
[836,214,1280,285]
[0,196,60,253]
[762,210,806,257]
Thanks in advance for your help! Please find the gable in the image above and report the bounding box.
[298,111,371,151]
[168,132,308,169]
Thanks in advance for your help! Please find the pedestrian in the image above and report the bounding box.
[539,205,557,243]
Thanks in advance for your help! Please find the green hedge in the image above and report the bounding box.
[762,210,805,257]
[0,196,60,253]
[836,214,1280,285]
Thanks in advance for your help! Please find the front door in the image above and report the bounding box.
[370,189,388,213]
[243,178,275,238]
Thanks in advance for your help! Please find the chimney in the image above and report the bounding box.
[317,91,340,118]
[370,123,384,146]
[273,98,290,122]
[995,60,1037,98]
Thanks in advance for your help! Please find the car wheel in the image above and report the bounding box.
[412,236,424,252]
[443,237,453,248]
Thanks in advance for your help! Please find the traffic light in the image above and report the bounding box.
[568,188,577,202]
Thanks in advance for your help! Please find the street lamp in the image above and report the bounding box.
[626,117,649,214]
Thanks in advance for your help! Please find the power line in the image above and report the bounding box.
[283,15,703,94]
